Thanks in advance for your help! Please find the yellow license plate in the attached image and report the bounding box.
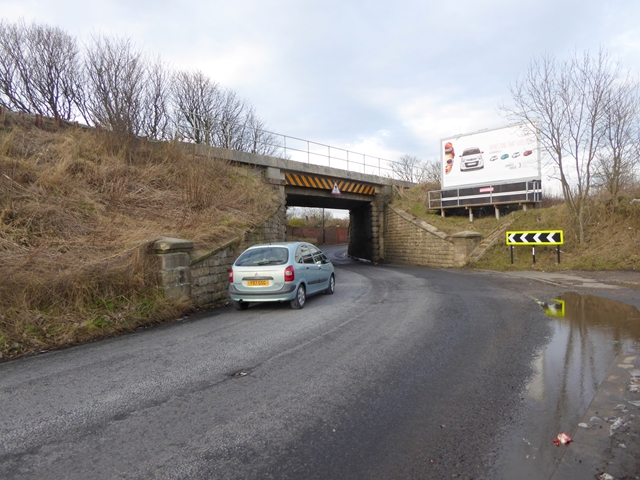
[247,280,269,286]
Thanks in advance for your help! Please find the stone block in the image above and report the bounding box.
[163,284,190,302]
[149,252,190,271]
[153,237,194,253]
[157,267,190,287]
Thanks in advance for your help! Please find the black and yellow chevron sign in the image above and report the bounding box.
[284,173,376,195]
[506,230,564,245]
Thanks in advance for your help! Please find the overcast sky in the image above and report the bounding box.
[2,0,640,169]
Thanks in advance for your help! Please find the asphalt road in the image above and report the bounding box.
[0,246,622,479]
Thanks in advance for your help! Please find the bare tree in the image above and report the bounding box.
[391,154,424,183]
[0,21,83,120]
[241,110,281,156]
[0,20,279,153]
[141,58,171,140]
[287,207,334,227]
[593,78,640,203]
[502,49,622,243]
[214,88,246,149]
[171,70,222,144]
[84,35,147,135]
[422,158,441,187]
[390,154,440,185]
[170,71,280,155]
[0,22,26,111]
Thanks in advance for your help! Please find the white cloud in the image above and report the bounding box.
[171,44,275,87]
[399,96,503,149]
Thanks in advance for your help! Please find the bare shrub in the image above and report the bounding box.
[141,58,171,141]
[502,48,638,242]
[170,70,280,155]
[0,21,83,120]
[84,35,147,136]
[391,154,441,186]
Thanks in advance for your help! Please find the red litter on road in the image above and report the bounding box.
[553,433,572,446]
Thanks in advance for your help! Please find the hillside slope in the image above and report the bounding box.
[0,120,279,358]
[392,184,640,271]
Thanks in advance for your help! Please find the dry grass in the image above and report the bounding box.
[0,121,278,358]
[392,183,514,237]
[475,198,640,271]
[393,184,640,272]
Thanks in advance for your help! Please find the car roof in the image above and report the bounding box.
[243,241,313,249]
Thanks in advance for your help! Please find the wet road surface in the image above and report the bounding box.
[1,247,640,479]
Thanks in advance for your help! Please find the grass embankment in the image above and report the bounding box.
[393,183,640,271]
[0,122,279,359]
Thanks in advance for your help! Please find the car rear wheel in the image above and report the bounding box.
[324,274,335,295]
[233,301,249,310]
[290,284,306,309]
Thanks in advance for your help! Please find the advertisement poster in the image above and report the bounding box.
[441,122,540,189]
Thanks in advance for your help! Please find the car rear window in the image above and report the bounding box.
[236,247,289,266]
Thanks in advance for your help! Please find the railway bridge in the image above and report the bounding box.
[186,144,413,262]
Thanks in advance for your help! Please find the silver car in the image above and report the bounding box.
[228,242,335,310]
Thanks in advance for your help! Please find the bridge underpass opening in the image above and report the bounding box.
[285,191,374,261]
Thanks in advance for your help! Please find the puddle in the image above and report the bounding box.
[493,292,640,479]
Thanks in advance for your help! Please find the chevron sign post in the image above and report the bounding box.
[505,230,564,264]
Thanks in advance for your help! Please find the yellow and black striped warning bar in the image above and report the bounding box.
[284,173,376,195]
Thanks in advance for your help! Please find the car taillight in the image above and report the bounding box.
[229,268,234,283]
[284,265,295,282]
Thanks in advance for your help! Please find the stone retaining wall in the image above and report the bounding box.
[384,205,481,268]
[149,205,286,306]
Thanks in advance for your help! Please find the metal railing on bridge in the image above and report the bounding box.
[169,114,409,180]
[222,125,401,178]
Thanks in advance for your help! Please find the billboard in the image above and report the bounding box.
[441,122,540,189]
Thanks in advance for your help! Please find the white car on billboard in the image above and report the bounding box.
[460,147,484,171]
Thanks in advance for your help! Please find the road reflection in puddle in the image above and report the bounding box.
[493,292,640,479]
